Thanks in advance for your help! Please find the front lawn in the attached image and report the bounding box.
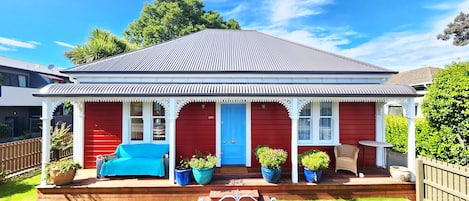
[0,174,40,201]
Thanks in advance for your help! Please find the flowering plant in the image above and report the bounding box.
[176,156,190,170]
[254,145,287,169]
[189,150,219,169]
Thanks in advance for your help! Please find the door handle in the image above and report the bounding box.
[231,138,236,144]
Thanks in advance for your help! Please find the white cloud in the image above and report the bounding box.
[339,31,469,71]
[0,45,12,51]
[268,0,333,26]
[338,0,469,71]
[224,2,248,17]
[0,37,37,49]
[54,41,76,48]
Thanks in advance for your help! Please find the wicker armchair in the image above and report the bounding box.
[334,144,359,176]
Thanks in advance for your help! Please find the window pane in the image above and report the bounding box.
[298,118,311,140]
[153,118,166,141]
[131,118,143,141]
[319,118,332,140]
[300,104,311,116]
[18,75,27,87]
[153,102,165,116]
[0,73,6,85]
[130,102,143,116]
[320,102,332,116]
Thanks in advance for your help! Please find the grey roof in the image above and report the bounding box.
[387,67,441,85]
[63,29,394,74]
[0,56,67,77]
[35,83,417,97]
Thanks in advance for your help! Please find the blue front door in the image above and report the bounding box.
[221,104,246,165]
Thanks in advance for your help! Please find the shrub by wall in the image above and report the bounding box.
[385,115,428,153]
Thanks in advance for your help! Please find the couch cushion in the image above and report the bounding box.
[100,157,165,177]
[116,143,169,158]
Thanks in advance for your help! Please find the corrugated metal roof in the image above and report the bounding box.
[35,83,417,97]
[63,29,394,74]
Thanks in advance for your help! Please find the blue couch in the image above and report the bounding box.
[99,143,169,177]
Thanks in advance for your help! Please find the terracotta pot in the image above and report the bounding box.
[50,168,76,185]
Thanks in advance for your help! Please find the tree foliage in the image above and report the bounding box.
[64,29,137,65]
[123,0,241,47]
[421,61,469,165]
[65,0,241,64]
[437,12,469,46]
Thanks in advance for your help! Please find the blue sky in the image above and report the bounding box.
[1,0,469,71]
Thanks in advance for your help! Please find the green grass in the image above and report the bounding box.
[0,174,40,201]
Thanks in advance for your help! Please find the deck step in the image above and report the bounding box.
[208,190,260,201]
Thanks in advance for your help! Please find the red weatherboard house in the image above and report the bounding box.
[35,29,418,184]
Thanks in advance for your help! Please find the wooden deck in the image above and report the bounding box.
[37,167,416,201]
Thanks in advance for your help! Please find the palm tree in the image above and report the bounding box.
[64,29,138,65]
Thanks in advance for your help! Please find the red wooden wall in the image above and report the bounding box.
[83,102,122,168]
[251,102,291,168]
[339,102,376,166]
[176,102,216,160]
[297,102,376,170]
[81,101,377,169]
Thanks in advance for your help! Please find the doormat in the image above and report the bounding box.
[220,167,248,175]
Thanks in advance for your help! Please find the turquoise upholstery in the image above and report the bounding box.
[100,143,169,177]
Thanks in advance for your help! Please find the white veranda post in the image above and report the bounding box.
[290,98,299,183]
[405,98,416,182]
[40,99,52,185]
[72,101,85,167]
[168,98,177,184]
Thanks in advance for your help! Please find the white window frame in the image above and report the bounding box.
[122,102,168,144]
[298,102,340,146]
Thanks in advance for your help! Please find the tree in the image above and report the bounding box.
[124,0,241,47]
[421,61,469,165]
[437,12,469,46]
[64,29,137,65]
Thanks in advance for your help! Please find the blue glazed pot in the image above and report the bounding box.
[192,167,214,185]
[261,166,282,184]
[175,168,191,186]
[303,168,323,183]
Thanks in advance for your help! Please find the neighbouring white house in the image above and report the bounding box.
[0,56,69,142]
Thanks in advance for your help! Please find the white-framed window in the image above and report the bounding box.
[298,102,339,145]
[124,102,167,144]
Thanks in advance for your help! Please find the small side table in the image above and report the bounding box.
[358,140,392,170]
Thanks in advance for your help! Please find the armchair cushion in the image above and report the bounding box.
[334,144,359,176]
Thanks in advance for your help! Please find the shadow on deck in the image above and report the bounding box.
[37,167,415,201]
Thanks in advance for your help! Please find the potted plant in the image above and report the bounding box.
[298,149,330,183]
[45,158,82,185]
[175,156,191,186]
[254,145,288,184]
[189,150,219,185]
